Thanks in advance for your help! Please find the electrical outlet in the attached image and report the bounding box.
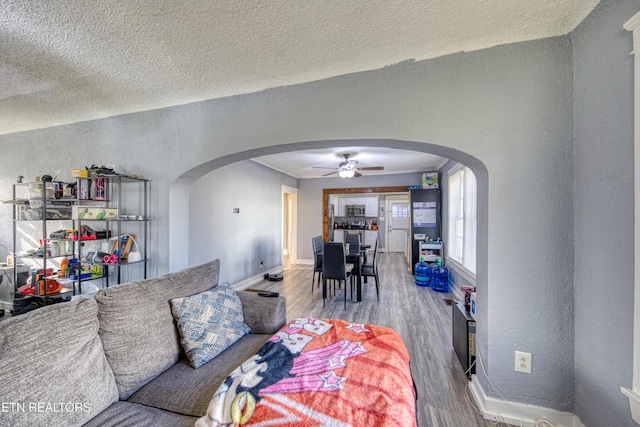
[515,351,532,374]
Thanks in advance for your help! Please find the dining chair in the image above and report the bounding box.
[322,242,353,309]
[345,233,361,255]
[360,236,380,301]
[311,236,323,293]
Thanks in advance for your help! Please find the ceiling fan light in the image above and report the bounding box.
[339,169,355,178]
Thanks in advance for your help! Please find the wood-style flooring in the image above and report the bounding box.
[247,252,492,427]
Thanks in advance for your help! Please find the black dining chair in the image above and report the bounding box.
[322,242,353,309]
[311,236,323,293]
[360,236,380,301]
[345,233,361,255]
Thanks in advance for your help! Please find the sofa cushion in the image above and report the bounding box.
[236,291,287,334]
[127,333,271,417]
[0,298,118,427]
[82,401,198,427]
[171,283,251,368]
[95,259,220,399]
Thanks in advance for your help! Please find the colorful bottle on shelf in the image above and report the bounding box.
[60,258,69,277]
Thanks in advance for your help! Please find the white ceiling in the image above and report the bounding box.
[253,146,448,179]
[1,0,598,138]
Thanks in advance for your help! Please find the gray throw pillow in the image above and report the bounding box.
[171,283,251,368]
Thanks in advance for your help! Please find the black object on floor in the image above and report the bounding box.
[264,273,283,281]
[258,292,279,297]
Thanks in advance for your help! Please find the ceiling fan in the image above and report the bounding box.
[314,153,384,178]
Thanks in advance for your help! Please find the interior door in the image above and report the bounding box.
[387,199,409,252]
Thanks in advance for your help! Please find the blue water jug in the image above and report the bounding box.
[415,258,430,287]
[431,261,450,292]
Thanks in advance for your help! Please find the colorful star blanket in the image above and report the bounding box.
[196,318,417,427]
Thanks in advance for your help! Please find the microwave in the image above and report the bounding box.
[346,205,366,216]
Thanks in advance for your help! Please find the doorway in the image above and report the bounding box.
[282,185,298,268]
[386,195,410,254]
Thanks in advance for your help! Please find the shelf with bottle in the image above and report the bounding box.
[75,174,149,288]
[9,179,76,221]
[10,173,150,303]
[56,258,107,285]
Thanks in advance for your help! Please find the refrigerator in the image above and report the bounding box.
[409,188,441,271]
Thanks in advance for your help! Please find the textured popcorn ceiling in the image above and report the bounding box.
[0,0,599,136]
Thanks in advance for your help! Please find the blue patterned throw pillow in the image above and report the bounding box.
[170,283,251,368]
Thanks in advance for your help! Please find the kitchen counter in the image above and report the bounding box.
[334,227,378,231]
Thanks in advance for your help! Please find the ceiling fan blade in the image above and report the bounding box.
[322,171,338,177]
[312,166,338,170]
[354,171,362,177]
[357,166,384,171]
[345,160,359,169]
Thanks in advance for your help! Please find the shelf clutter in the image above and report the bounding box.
[3,166,150,316]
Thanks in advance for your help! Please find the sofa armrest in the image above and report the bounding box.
[237,291,286,334]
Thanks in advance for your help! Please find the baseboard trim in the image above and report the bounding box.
[297,259,314,266]
[231,267,283,290]
[469,376,585,427]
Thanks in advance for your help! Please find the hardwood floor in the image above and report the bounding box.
[247,252,492,427]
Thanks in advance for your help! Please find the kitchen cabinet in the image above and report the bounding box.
[364,230,378,247]
[337,198,348,216]
[329,195,338,214]
[332,194,378,217]
[365,196,378,217]
[333,230,344,243]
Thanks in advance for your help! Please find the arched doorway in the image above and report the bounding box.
[170,138,487,291]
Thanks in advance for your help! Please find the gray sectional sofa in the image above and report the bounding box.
[0,260,286,427]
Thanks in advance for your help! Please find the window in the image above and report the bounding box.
[448,165,477,274]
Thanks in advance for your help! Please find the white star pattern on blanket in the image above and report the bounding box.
[346,323,370,333]
[319,371,347,390]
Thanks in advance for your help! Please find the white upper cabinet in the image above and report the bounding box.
[332,194,378,217]
[337,197,348,216]
[329,195,338,213]
[365,196,378,217]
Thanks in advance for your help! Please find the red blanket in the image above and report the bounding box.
[197,318,417,426]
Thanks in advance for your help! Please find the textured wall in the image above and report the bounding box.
[572,0,638,425]
[188,160,296,285]
[0,35,580,412]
